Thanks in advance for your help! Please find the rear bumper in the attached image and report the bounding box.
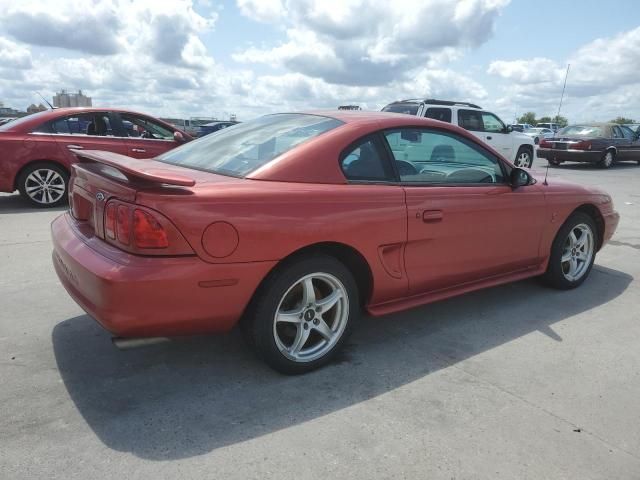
[537,148,601,163]
[51,213,276,337]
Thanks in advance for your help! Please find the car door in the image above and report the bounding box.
[381,127,547,294]
[117,113,181,159]
[51,112,128,163]
[621,126,640,160]
[616,125,634,160]
[479,111,514,160]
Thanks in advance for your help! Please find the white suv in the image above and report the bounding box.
[382,99,536,168]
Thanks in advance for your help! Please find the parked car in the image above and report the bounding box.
[510,123,532,132]
[166,117,216,137]
[0,107,192,207]
[0,117,17,126]
[536,122,561,132]
[197,120,239,137]
[382,99,536,168]
[537,123,640,168]
[51,111,619,374]
[523,127,555,144]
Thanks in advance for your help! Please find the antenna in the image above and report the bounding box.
[35,91,54,110]
[545,63,570,186]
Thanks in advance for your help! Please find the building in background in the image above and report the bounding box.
[27,104,47,114]
[53,90,92,108]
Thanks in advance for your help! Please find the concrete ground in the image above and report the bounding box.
[1,161,639,479]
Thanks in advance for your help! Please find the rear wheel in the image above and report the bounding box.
[548,159,561,166]
[514,146,533,168]
[540,212,597,289]
[17,163,69,207]
[598,150,615,169]
[243,255,359,374]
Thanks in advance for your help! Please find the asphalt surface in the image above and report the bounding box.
[1,160,639,479]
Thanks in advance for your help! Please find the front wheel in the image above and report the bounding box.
[17,163,69,207]
[514,146,533,168]
[540,212,597,289]
[243,255,359,374]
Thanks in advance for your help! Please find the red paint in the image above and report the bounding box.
[51,111,620,339]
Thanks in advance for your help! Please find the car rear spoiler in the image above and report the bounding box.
[72,149,196,187]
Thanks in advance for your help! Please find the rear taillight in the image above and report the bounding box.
[116,205,131,245]
[572,140,592,150]
[102,200,192,255]
[105,203,116,239]
[133,209,169,249]
[539,139,552,148]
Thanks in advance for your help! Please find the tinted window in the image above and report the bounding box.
[612,126,623,139]
[620,125,635,140]
[481,112,505,133]
[457,109,483,131]
[121,114,174,140]
[341,138,393,182]
[158,114,344,177]
[381,103,420,115]
[384,128,504,184]
[424,107,452,123]
[51,113,115,136]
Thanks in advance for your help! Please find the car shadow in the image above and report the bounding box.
[0,193,67,214]
[52,265,632,460]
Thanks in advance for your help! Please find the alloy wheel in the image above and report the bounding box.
[515,151,531,168]
[561,223,594,281]
[25,169,66,205]
[273,272,349,363]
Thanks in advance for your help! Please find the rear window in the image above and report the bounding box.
[157,114,344,177]
[382,103,420,115]
[558,125,604,137]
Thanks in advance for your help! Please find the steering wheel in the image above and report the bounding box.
[395,160,418,176]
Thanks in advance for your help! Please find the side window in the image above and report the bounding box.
[620,125,635,140]
[457,109,483,132]
[424,107,452,123]
[612,126,624,139]
[341,138,393,182]
[121,114,174,140]
[50,113,115,136]
[383,128,505,185]
[481,112,505,133]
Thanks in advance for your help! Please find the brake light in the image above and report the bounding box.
[116,205,131,245]
[539,139,552,148]
[105,203,116,239]
[572,140,592,150]
[133,209,169,249]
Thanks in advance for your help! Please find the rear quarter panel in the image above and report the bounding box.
[136,181,409,304]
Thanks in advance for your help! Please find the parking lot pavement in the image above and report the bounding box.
[1,162,639,479]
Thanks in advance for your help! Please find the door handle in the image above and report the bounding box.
[422,210,443,222]
[486,136,492,140]
[132,148,146,153]
[67,144,83,150]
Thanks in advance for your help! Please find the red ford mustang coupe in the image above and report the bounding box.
[51,111,619,373]
[0,107,191,207]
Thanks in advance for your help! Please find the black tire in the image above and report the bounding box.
[597,150,615,169]
[548,159,561,166]
[540,212,597,290]
[17,162,69,208]
[534,137,540,145]
[514,146,533,168]
[242,254,359,374]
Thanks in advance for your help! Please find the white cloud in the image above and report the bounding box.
[0,37,32,69]
[237,0,285,22]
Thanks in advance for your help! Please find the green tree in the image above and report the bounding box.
[610,116,635,124]
[516,112,536,125]
[537,116,551,124]
[552,115,569,127]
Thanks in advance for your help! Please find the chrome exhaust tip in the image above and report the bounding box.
[112,336,171,350]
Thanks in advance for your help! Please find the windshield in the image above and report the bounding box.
[558,125,604,137]
[382,103,420,115]
[0,111,49,132]
[157,113,344,177]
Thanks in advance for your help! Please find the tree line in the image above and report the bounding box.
[516,112,636,127]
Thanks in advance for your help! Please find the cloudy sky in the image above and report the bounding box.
[0,0,639,123]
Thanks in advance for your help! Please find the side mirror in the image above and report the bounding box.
[510,167,531,188]
[505,125,513,133]
[174,131,186,143]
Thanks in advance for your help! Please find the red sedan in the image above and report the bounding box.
[51,111,619,374]
[0,107,191,207]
